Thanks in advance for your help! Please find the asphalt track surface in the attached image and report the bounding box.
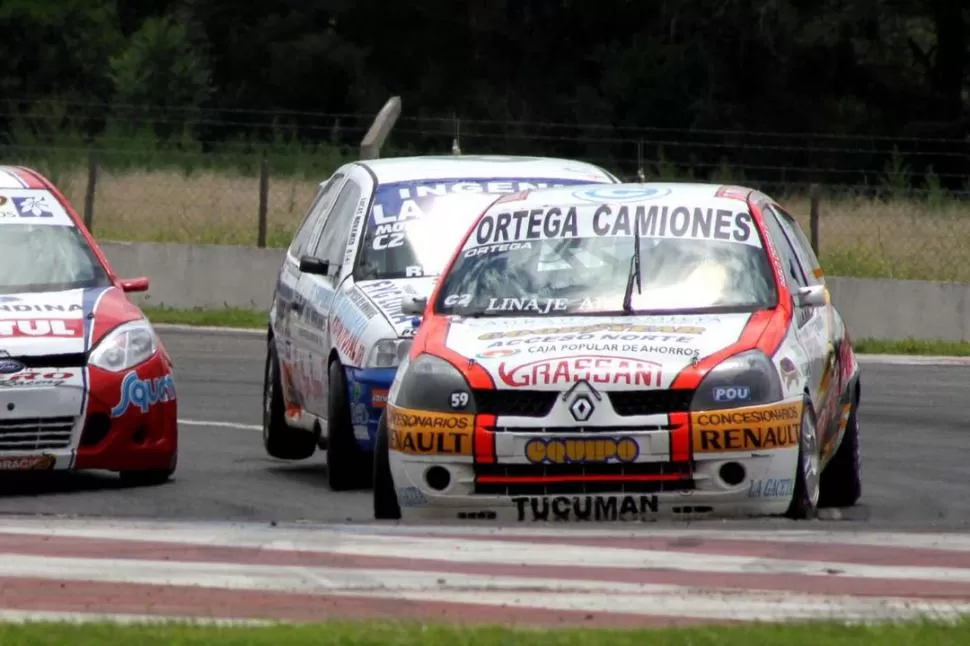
[0,326,967,533]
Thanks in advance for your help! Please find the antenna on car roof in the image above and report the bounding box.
[451,114,462,155]
[636,139,646,182]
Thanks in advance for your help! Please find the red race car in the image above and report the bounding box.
[0,166,178,484]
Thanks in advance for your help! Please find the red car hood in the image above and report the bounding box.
[0,285,146,357]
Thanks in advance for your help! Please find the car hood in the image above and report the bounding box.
[440,312,757,390]
[0,285,145,357]
[357,278,439,337]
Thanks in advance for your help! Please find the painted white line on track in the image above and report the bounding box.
[178,419,261,431]
[0,609,271,627]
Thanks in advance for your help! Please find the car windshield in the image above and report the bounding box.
[354,178,605,280]
[0,216,111,295]
[434,202,778,316]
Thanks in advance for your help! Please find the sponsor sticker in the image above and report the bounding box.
[0,370,74,388]
[747,477,795,499]
[498,354,662,388]
[512,494,659,522]
[386,404,473,456]
[478,322,705,341]
[110,371,177,418]
[0,319,83,337]
[524,436,640,465]
[779,357,799,389]
[0,455,55,470]
[690,401,803,453]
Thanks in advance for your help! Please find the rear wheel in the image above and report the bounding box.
[819,394,862,508]
[373,411,401,520]
[326,359,372,491]
[262,338,316,460]
[785,398,820,520]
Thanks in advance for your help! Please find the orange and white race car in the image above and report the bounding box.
[372,183,862,523]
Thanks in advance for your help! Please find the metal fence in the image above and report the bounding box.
[3,98,969,282]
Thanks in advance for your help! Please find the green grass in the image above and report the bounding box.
[853,337,970,356]
[2,618,970,646]
[142,306,266,329]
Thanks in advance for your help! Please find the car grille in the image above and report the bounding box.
[0,416,75,451]
[473,388,694,417]
[4,353,87,369]
[474,460,695,496]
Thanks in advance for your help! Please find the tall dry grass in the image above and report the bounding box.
[49,168,970,282]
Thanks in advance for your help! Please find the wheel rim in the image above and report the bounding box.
[801,407,820,507]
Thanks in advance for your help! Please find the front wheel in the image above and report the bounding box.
[325,359,372,491]
[373,411,401,520]
[785,398,820,520]
[262,339,316,460]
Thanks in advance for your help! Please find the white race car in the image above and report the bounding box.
[373,183,863,522]
[264,155,620,490]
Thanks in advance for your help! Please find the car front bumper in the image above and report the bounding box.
[0,354,178,472]
[386,397,804,522]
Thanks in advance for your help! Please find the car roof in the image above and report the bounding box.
[353,155,617,185]
[0,166,46,190]
[491,182,758,210]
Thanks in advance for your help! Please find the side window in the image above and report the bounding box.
[309,180,363,266]
[289,173,344,258]
[774,205,823,285]
[760,205,808,289]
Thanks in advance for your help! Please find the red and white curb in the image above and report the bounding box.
[1,516,970,627]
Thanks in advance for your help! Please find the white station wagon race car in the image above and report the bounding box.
[264,155,620,490]
[373,183,863,522]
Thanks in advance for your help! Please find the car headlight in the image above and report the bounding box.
[89,320,158,372]
[365,338,412,368]
[690,349,783,411]
[388,353,475,413]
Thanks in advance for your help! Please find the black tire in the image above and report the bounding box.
[120,453,177,486]
[326,359,372,491]
[262,339,317,460]
[785,398,820,520]
[818,395,862,508]
[373,411,402,520]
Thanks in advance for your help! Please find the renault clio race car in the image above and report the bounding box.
[0,166,177,484]
[373,183,862,522]
[263,155,620,490]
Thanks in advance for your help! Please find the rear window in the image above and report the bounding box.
[354,178,609,280]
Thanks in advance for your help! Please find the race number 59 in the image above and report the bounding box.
[450,391,469,409]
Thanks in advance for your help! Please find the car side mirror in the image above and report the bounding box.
[299,256,330,276]
[794,284,827,308]
[401,296,427,317]
[120,277,150,293]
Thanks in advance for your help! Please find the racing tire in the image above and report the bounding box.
[262,339,317,460]
[325,359,372,491]
[818,395,862,508]
[785,398,821,520]
[119,453,177,487]
[373,411,402,520]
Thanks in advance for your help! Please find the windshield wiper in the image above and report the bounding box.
[621,219,642,314]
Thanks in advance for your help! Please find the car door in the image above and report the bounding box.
[292,176,365,417]
[759,205,828,402]
[768,204,842,455]
[276,173,347,415]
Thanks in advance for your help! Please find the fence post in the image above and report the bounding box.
[360,96,402,160]
[257,154,269,248]
[809,183,820,256]
[83,150,98,231]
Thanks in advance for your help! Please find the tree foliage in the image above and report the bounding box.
[0,0,966,186]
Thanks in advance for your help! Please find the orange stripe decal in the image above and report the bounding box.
[668,411,692,462]
[474,414,497,464]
